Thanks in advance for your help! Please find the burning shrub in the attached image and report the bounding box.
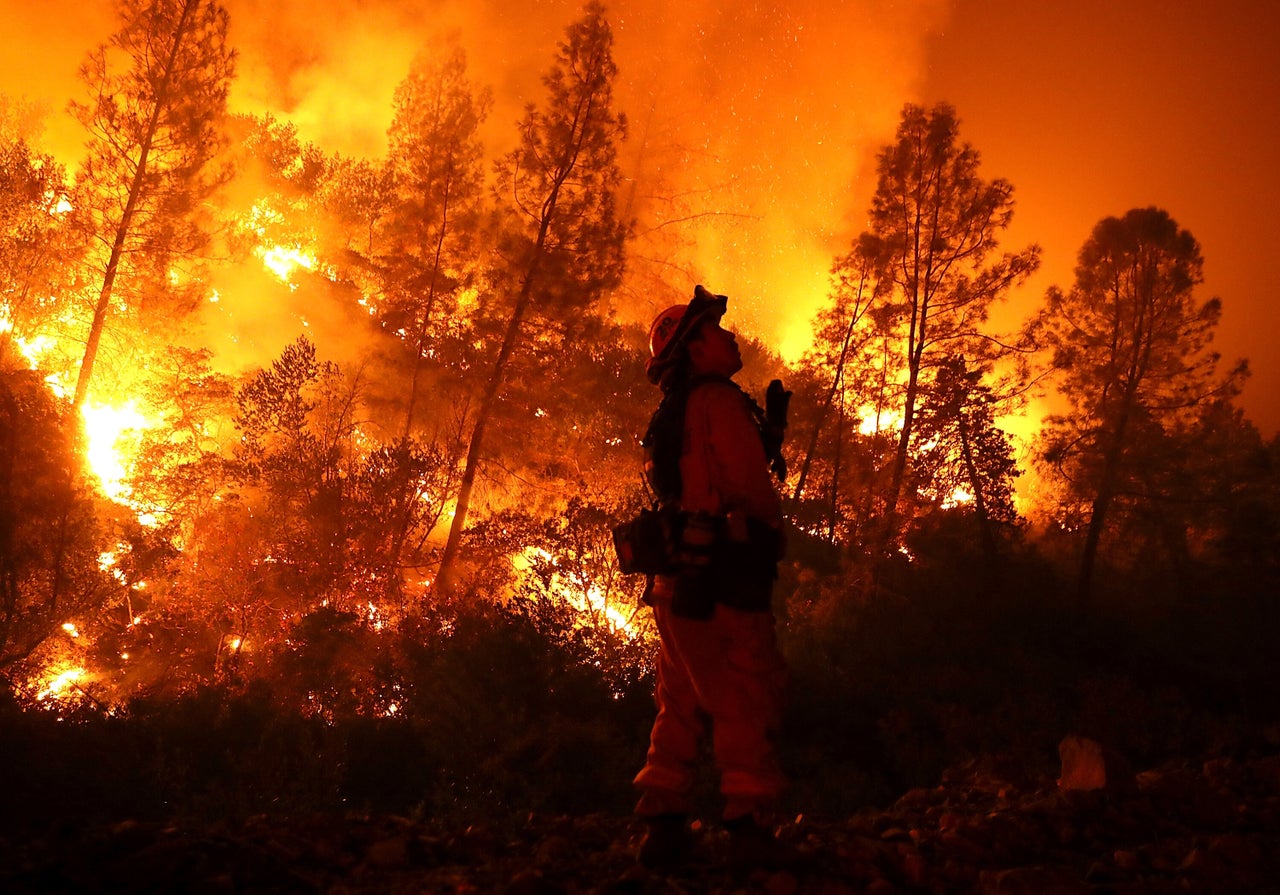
[0,368,114,691]
[466,497,656,693]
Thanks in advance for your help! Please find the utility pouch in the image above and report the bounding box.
[612,505,682,576]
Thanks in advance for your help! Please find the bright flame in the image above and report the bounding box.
[37,667,85,701]
[942,487,974,510]
[62,622,80,638]
[516,547,635,635]
[99,546,129,583]
[81,401,155,501]
[857,406,905,436]
[257,244,316,286]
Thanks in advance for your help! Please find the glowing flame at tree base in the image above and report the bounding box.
[80,401,154,501]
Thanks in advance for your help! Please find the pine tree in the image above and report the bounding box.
[70,0,235,407]
[435,1,628,593]
[1033,207,1247,606]
[0,136,81,366]
[865,103,1038,550]
[382,41,491,438]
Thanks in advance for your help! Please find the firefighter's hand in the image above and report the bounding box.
[766,379,791,430]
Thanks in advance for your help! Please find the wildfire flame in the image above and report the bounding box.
[81,401,155,502]
[257,244,317,287]
[516,546,636,636]
[858,407,905,436]
[36,666,86,702]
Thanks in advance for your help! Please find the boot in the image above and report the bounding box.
[636,813,693,868]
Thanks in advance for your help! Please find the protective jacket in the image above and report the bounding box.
[643,375,784,616]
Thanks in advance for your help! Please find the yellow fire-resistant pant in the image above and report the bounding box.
[633,594,788,821]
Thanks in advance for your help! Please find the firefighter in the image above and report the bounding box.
[632,284,791,869]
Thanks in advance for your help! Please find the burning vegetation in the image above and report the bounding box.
[2,0,1280,849]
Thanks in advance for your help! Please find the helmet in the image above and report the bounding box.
[648,304,689,359]
[644,285,729,386]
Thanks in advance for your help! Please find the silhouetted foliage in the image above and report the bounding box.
[864,103,1039,550]
[1032,207,1248,605]
[0,370,109,674]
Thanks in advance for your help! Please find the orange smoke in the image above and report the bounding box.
[2,0,951,368]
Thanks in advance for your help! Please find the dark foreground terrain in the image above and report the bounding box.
[5,748,1280,895]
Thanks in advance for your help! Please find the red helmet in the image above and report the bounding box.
[644,286,728,385]
[648,304,689,359]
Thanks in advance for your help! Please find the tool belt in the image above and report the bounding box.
[612,508,783,618]
[611,504,684,577]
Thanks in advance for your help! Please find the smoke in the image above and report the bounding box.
[1,0,951,370]
[220,0,952,358]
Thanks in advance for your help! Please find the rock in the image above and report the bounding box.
[763,870,800,895]
[1057,735,1133,793]
[894,844,927,887]
[1113,848,1142,871]
[1137,766,1235,828]
[534,834,575,865]
[1248,753,1280,796]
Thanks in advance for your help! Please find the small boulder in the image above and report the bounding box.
[1057,735,1133,793]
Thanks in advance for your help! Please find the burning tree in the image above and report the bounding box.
[858,103,1039,552]
[436,1,629,593]
[0,132,83,370]
[382,41,493,440]
[910,359,1021,564]
[70,0,235,407]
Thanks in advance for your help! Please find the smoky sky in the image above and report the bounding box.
[0,0,949,355]
[4,0,1279,433]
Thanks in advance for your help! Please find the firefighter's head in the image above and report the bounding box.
[645,285,740,386]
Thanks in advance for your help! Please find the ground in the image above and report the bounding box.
[4,750,1280,894]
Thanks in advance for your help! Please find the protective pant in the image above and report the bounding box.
[633,595,788,821]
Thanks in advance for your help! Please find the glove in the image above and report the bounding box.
[766,379,791,431]
[764,379,791,481]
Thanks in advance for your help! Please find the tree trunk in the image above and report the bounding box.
[880,335,924,552]
[1078,403,1134,610]
[433,284,532,595]
[957,409,999,565]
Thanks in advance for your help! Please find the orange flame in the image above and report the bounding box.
[80,401,155,503]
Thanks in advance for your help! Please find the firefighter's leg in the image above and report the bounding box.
[702,605,788,821]
[633,599,706,816]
